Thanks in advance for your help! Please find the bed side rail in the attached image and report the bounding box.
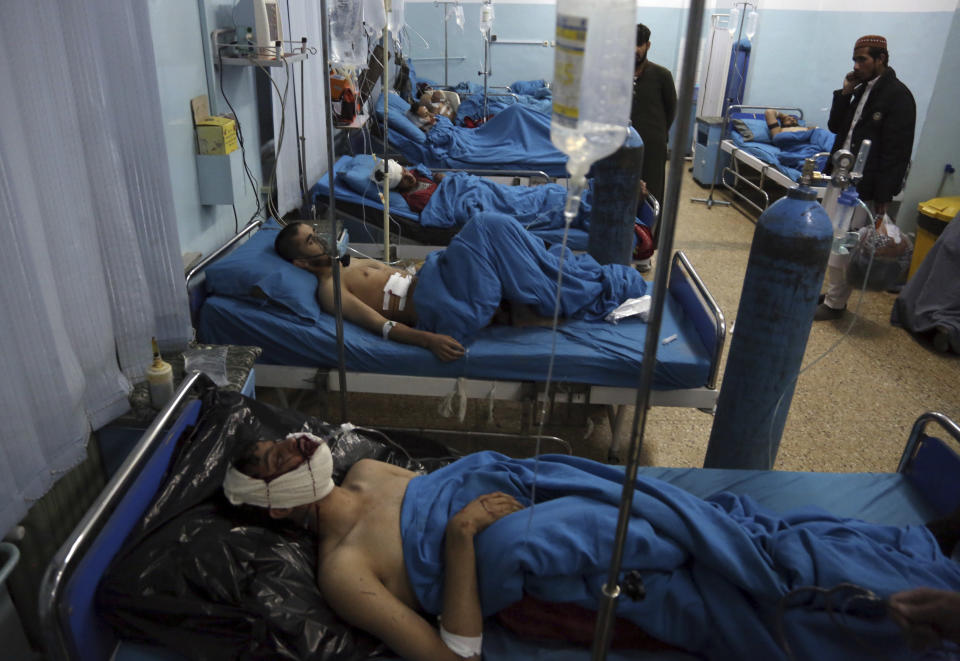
[667,251,726,390]
[39,373,207,661]
[897,412,960,517]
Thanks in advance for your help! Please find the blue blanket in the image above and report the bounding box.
[421,104,568,174]
[412,213,647,343]
[456,93,552,124]
[400,452,960,661]
[419,172,592,233]
[732,127,835,181]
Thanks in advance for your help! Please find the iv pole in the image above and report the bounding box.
[590,1,706,659]
[318,0,349,421]
[690,1,755,209]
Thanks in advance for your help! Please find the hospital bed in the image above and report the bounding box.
[312,153,660,251]
[717,105,834,214]
[189,219,724,441]
[372,91,642,179]
[39,374,960,661]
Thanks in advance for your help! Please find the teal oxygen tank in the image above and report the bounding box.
[704,182,832,469]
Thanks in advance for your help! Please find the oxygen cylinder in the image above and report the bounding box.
[704,185,832,469]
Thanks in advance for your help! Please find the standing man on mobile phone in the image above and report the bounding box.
[816,34,915,320]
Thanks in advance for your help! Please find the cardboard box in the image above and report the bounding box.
[191,95,238,155]
[196,116,238,155]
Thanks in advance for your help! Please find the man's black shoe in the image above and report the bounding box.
[814,303,845,321]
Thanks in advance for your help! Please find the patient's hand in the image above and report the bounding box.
[427,333,465,361]
[889,588,960,648]
[449,492,525,536]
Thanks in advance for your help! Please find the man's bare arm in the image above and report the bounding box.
[321,552,476,661]
[317,279,465,361]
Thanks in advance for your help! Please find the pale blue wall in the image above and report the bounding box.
[148,0,263,260]
[898,7,960,230]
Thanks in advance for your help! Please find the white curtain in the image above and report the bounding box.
[0,0,191,536]
[273,0,331,216]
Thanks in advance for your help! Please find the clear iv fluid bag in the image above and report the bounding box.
[330,0,365,66]
[550,0,634,179]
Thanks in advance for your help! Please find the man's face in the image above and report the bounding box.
[852,47,881,82]
[292,224,330,268]
[249,435,319,481]
[781,115,799,128]
[635,42,650,66]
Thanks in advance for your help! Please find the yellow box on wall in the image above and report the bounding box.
[196,116,238,155]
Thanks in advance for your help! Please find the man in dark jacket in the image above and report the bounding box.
[630,23,677,212]
[816,34,916,320]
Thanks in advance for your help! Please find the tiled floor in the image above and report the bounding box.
[260,167,960,472]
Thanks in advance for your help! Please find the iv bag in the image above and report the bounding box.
[330,0,365,66]
[362,0,386,38]
[388,0,406,39]
[479,1,494,38]
[744,9,759,41]
[727,6,741,37]
[550,0,634,179]
[447,2,464,31]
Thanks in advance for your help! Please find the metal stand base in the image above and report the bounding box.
[690,194,731,209]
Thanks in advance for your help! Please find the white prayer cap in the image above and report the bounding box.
[371,158,404,189]
[222,432,334,510]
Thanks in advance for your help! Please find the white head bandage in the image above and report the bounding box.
[222,432,335,509]
[371,158,404,189]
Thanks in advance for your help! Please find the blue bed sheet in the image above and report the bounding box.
[197,284,709,390]
[382,102,570,176]
[312,155,593,249]
[730,127,835,181]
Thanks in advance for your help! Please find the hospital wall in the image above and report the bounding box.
[148,0,264,261]
[404,0,956,231]
[897,6,960,228]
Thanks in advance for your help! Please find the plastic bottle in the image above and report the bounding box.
[146,337,174,410]
[744,8,759,41]
[550,0,634,221]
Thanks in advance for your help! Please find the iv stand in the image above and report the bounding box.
[590,1,706,658]
[690,2,755,209]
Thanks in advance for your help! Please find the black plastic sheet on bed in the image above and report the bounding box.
[96,388,458,660]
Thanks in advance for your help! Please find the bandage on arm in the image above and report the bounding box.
[439,623,482,658]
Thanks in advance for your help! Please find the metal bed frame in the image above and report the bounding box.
[715,104,829,215]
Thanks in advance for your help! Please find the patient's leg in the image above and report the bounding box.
[926,505,960,556]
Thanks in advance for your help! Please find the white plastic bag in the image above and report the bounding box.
[605,295,651,324]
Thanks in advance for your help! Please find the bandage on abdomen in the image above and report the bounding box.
[382,272,412,311]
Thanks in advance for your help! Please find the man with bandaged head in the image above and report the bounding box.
[224,433,960,659]
[223,431,523,661]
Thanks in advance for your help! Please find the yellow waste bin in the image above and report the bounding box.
[908,196,960,280]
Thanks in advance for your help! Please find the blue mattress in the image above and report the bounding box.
[312,155,592,250]
[197,287,711,390]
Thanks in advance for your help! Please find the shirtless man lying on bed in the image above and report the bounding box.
[274,220,465,361]
[764,108,818,137]
[222,433,960,661]
[274,220,584,362]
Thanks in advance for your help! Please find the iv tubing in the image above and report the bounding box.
[590,2,706,659]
